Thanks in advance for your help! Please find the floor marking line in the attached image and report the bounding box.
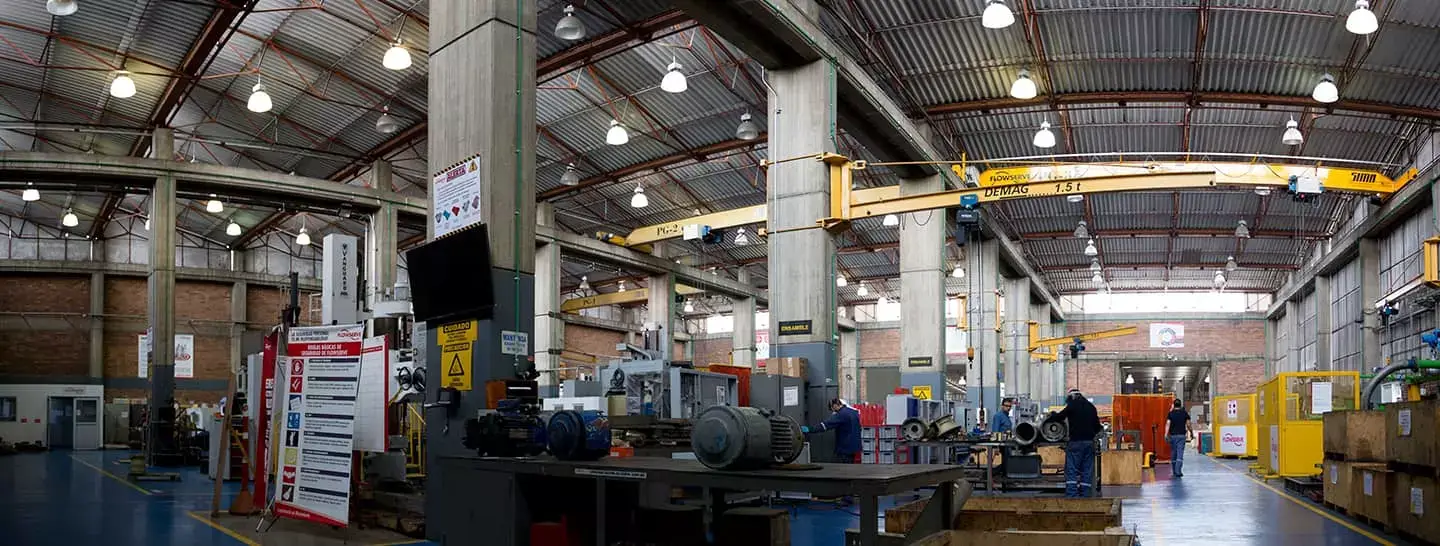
[68,454,153,496]
[185,511,262,546]
[1214,459,1394,546]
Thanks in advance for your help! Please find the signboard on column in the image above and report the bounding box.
[253,332,279,505]
[274,324,363,527]
[756,330,770,360]
[138,333,195,379]
[431,155,484,238]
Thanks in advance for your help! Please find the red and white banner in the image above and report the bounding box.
[274,324,363,527]
[253,332,279,506]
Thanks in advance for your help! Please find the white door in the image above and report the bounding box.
[72,397,101,450]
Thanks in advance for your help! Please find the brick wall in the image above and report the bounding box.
[1215,359,1266,396]
[1065,318,1267,403]
[0,331,89,377]
[858,328,900,364]
[693,336,733,366]
[0,274,89,313]
[565,325,625,361]
[177,281,232,321]
[105,277,147,316]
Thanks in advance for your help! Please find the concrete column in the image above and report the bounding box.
[839,326,858,401]
[766,59,839,432]
[366,161,398,306]
[426,1,536,536]
[1296,299,1307,377]
[1264,318,1277,377]
[965,239,1001,418]
[1314,275,1332,371]
[731,268,756,368]
[147,127,176,460]
[534,203,563,389]
[898,174,946,400]
[647,244,675,361]
[88,272,104,379]
[1004,278,1031,397]
[231,282,246,372]
[1032,303,1051,405]
[1359,238,1381,371]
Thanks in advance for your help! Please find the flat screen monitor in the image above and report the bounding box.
[406,224,495,324]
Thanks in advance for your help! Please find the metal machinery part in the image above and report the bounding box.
[691,405,805,470]
[1040,419,1069,443]
[462,399,546,457]
[901,418,928,441]
[546,410,611,461]
[599,360,738,420]
[930,414,962,439]
[1013,421,1039,446]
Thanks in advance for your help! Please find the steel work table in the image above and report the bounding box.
[433,455,970,546]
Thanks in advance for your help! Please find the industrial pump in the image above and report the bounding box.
[690,405,805,470]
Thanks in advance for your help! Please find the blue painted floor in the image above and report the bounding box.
[0,449,1409,545]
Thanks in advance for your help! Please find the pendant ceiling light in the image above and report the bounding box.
[683,299,694,313]
[1312,73,1339,103]
[579,275,591,292]
[1073,220,1089,238]
[735,112,760,141]
[630,184,648,208]
[22,184,39,202]
[1281,116,1303,146]
[109,72,136,99]
[376,107,399,134]
[1235,219,1251,238]
[1346,0,1379,35]
[559,163,580,186]
[882,214,900,227]
[1083,239,1098,257]
[62,209,79,227]
[247,79,273,113]
[1213,271,1226,286]
[617,280,626,292]
[857,283,869,297]
[951,266,965,278]
[1090,259,1101,273]
[1125,374,1135,385]
[554,4,586,41]
[733,227,750,246]
[1092,272,1104,284]
[981,0,1014,29]
[144,217,150,230]
[1033,120,1056,148]
[46,0,77,16]
[1226,256,1239,272]
[382,39,412,71]
[226,221,242,236]
[836,275,848,287]
[660,59,687,93]
[206,195,223,214]
[295,226,311,246]
[605,119,629,145]
[1010,69,1037,99]
[877,296,889,306]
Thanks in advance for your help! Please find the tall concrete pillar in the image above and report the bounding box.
[731,268,756,368]
[899,174,946,400]
[1359,238,1381,372]
[1315,275,1332,371]
[1032,303,1051,405]
[534,203,563,389]
[647,244,675,361]
[426,1,536,537]
[367,161,398,306]
[1264,318,1277,377]
[1004,278,1031,397]
[147,127,176,460]
[89,272,104,379]
[766,58,839,455]
[965,238,1001,419]
[231,282,246,372]
[1285,300,1301,373]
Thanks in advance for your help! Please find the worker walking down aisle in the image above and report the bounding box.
[1166,399,1193,478]
[804,398,861,463]
[1052,389,1103,497]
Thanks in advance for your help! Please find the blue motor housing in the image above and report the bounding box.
[547,410,610,461]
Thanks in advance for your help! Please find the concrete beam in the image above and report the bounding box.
[0,151,427,214]
[536,225,767,304]
[0,259,322,290]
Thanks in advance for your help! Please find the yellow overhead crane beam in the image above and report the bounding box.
[600,155,1415,247]
[560,284,706,313]
[1027,322,1139,361]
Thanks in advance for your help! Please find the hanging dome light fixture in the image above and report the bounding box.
[1083,239,1098,257]
[382,39,412,71]
[836,276,848,287]
[981,0,1014,29]
[226,221,242,236]
[206,194,223,214]
[630,184,648,208]
[735,112,760,141]
[62,209,79,227]
[1346,0,1379,35]
[46,0,78,16]
[1281,116,1303,146]
[247,78,273,113]
[1312,74,1339,103]
[660,59,687,93]
[1010,69,1037,99]
[1033,120,1056,148]
[882,214,900,227]
[606,119,629,146]
[22,183,39,202]
[376,107,400,134]
[295,226,311,246]
[559,163,580,186]
[109,72,136,99]
[554,4,586,41]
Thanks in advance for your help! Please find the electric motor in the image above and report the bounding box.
[690,405,804,470]
[547,410,611,461]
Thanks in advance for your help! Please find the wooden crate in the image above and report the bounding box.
[1322,410,1388,461]
[1392,472,1439,544]
[1385,401,1439,470]
[716,507,789,546]
[916,527,1136,546]
[1352,463,1393,528]
[1100,450,1143,486]
[1322,459,1356,512]
[886,497,1122,535]
[1038,445,1066,474]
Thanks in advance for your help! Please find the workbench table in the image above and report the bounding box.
[432,455,970,546]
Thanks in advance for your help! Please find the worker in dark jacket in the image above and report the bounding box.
[804,398,862,463]
[1052,388,1103,497]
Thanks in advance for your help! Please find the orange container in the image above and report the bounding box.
[1113,394,1178,461]
[706,364,753,407]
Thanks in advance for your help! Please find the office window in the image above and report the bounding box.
[0,397,15,421]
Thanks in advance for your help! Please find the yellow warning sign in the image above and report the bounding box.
[441,341,473,391]
[439,320,478,345]
[911,385,932,400]
[283,447,298,465]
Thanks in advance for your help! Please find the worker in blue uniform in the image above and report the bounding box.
[991,398,1015,434]
[803,398,862,463]
[1166,399,1193,478]
[1052,388,1103,497]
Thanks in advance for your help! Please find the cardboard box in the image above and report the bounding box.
[765,357,806,378]
[1322,459,1355,512]
[1385,401,1439,469]
[1322,410,1388,461]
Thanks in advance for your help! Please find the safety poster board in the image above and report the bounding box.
[138,333,195,379]
[274,324,363,527]
[354,336,390,453]
[431,155,483,238]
